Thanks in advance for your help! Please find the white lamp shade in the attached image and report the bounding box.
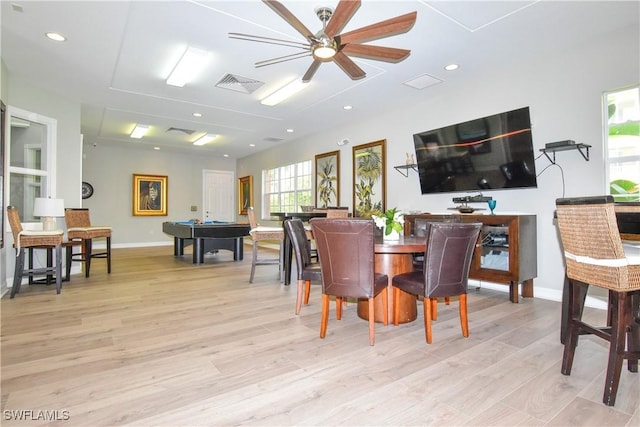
[33,198,65,217]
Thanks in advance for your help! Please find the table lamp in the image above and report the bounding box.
[33,197,65,231]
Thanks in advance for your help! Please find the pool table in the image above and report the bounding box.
[162,221,251,264]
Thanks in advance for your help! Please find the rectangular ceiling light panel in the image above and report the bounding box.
[130,124,150,139]
[166,47,210,87]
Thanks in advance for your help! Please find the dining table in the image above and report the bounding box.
[357,235,428,324]
[270,211,327,286]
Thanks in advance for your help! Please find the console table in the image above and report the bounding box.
[404,213,537,303]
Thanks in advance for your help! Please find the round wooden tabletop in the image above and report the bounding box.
[374,235,427,253]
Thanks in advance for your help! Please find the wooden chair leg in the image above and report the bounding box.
[249,241,258,283]
[459,293,469,338]
[10,248,25,298]
[304,281,311,305]
[336,297,342,320]
[368,297,375,346]
[424,297,433,344]
[295,279,304,315]
[431,298,438,320]
[84,239,93,278]
[603,291,627,406]
[445,297,450,305]
[562,280,585,375]
[320,294,329,338]
[54,244,62,294]
[629,292,639,373]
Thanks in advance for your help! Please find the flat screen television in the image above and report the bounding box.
[413,107,537,194]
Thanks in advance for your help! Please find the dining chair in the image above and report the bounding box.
[247,207,284,283]
[7,206,64,298]
[555,195,639,406]
[392,222,481,343]
[325,208,349,218]
[310,218,388,345]
[64,208,112,278]
[284,218,328,314]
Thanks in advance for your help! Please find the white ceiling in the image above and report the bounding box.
[2,1,638,159]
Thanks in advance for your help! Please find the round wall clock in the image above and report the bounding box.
[82,181,94,199]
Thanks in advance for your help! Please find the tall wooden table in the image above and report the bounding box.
[357,235,427,324]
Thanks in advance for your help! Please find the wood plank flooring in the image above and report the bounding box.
[1,245,638,426]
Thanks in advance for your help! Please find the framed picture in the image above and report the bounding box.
[133,174,167,216]
[352,139,386,217]
[238,175,253,215]
[315,150,340,208]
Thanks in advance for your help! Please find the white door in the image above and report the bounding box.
[203,170,235,222]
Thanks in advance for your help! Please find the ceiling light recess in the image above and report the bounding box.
[130,124,150,139]
[193,133,217,146]
[261,79,308,106]
[46,32,66,42]
[166,47,209,87]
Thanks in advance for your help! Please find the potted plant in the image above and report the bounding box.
[372,207,404,240]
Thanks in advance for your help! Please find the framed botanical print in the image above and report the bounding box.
[315,150,340,208]
[352,139,386,217]
[238,175,253,215]
[133,174,168,216]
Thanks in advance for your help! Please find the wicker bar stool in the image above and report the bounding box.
[7,206,64,298]
[555,196,639,406]
[247,207,284,283]
[64,208,112,278]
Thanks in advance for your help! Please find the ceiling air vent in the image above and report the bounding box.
[215,74,264,94]
[167,127,195,135]
[263,137,284,142]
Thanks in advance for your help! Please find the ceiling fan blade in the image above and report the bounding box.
[263,0,314,40]
[338,11,417,45]
[229,33,310,50]
[333,51,366,80]
[324,0,361,38]
[302,60,321,83]
[341,44,410,63]
[256,51,312,68]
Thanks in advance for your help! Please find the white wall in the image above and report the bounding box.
[80,143,236,245]
[237,24,640,301]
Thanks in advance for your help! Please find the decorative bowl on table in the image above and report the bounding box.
[300,205,314,212]
[457,206,475,214]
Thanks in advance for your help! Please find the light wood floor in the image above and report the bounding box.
[1,245,638,427]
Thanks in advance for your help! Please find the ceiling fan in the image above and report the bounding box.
[229,0,417,82]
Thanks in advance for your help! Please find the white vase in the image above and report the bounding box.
[383,226,400,241]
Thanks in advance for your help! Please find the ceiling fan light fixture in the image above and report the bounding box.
[313,35,337,59]
[261,79,309,106]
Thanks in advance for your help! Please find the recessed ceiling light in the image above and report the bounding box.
[46,32,66,42]
[286,129,294,133]
[223,154,229,158]
[192,112,202,118]
[445,63,459,71]
[343,105,353,110]
[249,143,256,147]
[153,147,160,150]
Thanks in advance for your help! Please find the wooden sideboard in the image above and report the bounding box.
[404,213,537,303]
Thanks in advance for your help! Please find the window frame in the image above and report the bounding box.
[262,160,313,218]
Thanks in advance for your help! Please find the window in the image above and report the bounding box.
[605,86,639,202]
[262,160,312,216]
[7,107,57,222]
